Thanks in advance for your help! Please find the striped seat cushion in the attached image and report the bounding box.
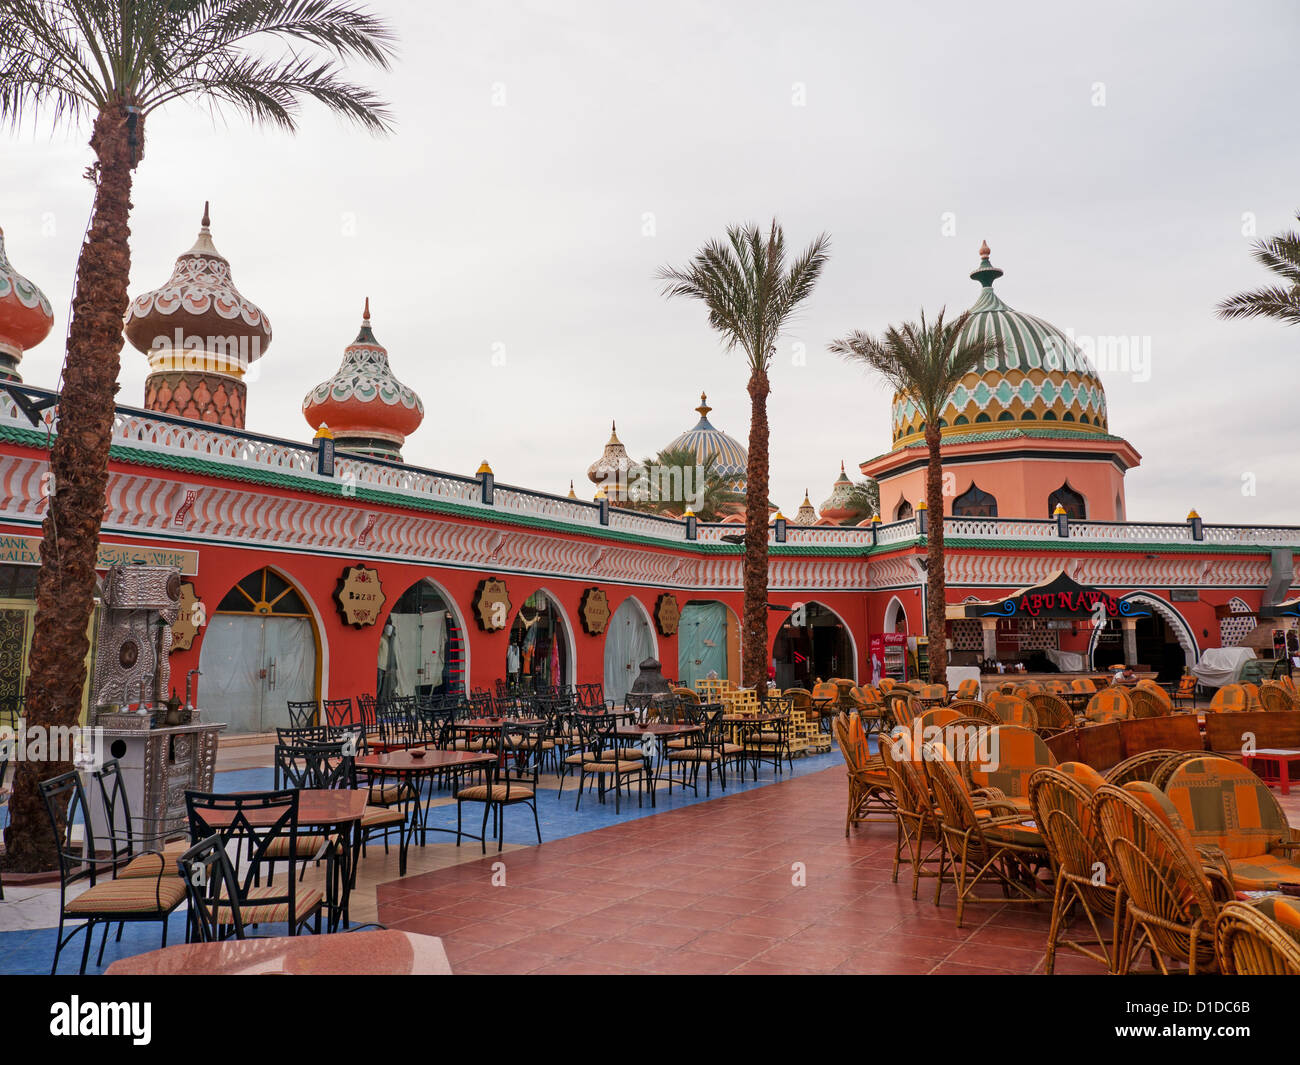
[984,819,1043,849]
[367,782,404,804]
[1057,760,1107,794]
[221,885,322,926]
[578,758,643,773]
[118,839,189,880]
[362,805,404,829]
[968,725,1054,800]
[457,783,535,802]
[1226,853,1300,892]
[65,876,186,915]
[262,834,334,860]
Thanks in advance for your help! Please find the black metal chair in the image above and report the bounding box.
[666,705,737,797]
[286,699,320,728]
[185,789,324,937]
[40,770,184,973]
[456,721,545,853]
[571,713,645,813]
[322,697,354,728]
[743,699,794,779]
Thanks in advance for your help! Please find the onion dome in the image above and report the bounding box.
[819,462,859,523]
[586,421,633,500]
[793,490,818,526]
[0,227,54,381]
[664,392,748,492]
[890,241,1109,447]
[125,204,271,427]
[302,299,424,462]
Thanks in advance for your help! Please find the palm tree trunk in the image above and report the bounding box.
[743,369,770,697]
[3,107,136,872]
[924,426,948,686]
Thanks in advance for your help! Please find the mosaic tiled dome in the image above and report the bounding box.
[587,421,634,498]
[302,299,423,461]
[664,393,748,491]
[0,226,54,381]
[890,242,1109,446]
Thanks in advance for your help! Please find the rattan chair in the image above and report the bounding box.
[947,698,1000,724]
[1260,680,1299,713]
[1025,691,1073,734]
[922,740,1051,928]
[1104,749,1181,786]
[1163,755,1300,890]
[1216,898,1300,975]
[954,678,981,701]
[1084,687,1132,724]
[1092,782,1230,974]
[831,711,895,834]
[1028,763,1122,973]
[1128,687,1170,720]
[986,692,1038,728]
[1208,683,1256,713]
[878,726,946,900]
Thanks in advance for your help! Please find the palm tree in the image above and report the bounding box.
[625,446,744,523]
[0,0,395,872]
[658,222,830,696]
[1217,212,1300,326]
[830,311,1000,685]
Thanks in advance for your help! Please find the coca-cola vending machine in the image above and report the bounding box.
[869,633,908,685]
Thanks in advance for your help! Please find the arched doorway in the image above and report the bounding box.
[379,578,467,700]
[883,596,909,634]
[604,597,657,706]
[1089,593,1196,682]
[506,590,572,693]
[772,602,856,690]
[678,600,740,689]
[199,568,319,734]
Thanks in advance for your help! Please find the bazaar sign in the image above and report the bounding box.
[334,564,386,628]
[579,587,610,635]
[170,581,203,651]
[473,578,512,632]
[654,593,681,637]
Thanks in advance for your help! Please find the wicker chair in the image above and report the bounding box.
[954,678,981,701]
[1025,692,1073,734]
[1216,898,1300,975]
[877,726,947,900]
[1093,782,1232,974]
[915,707,962,732]
[986,692,1038,728]
[965,724,1056,813]
[1070,678,1098,696]
[913,682,948,707]
[1103,749,1181,786]
[1126,687,1169,720]
[1163,756,1300,890]
[922,740,1051,928]
[845,684,886,734]
[831,712,895,834]
[1028,763,1122,973]
[1084,687,1132,724]
[948,698,1000,724]
[1260,680,1299,713]
[1149,750,1210,790]
[1208,683,1256,713]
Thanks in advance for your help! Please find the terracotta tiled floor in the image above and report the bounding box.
[377,764,1102,975]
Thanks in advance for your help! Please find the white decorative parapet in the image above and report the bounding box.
[4,390,1300,550]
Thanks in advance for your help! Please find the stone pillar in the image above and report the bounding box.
[1122,619,1138,665]
[982,619,998,661]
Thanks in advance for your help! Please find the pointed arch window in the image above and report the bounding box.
[1047,484,1086,521]
[952,483,998,518]
[894,500,914,521]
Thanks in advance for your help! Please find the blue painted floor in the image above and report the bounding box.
[0,746,846,975]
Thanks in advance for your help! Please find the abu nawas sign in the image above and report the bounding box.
[964,572,1149,620]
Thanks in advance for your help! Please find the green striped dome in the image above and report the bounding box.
[890,243,1109,446]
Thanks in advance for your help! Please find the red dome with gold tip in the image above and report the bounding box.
[302,299,424,462]
[0,226,55,381]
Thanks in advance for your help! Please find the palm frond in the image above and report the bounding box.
[1218,212,1300,327]
[830,307,1002,425]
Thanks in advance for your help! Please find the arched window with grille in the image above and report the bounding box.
[1048,483,1086,520]
[894,499,914,521]
[952,483,998,517]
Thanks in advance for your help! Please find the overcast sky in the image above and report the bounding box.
[4,0,1299,523]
